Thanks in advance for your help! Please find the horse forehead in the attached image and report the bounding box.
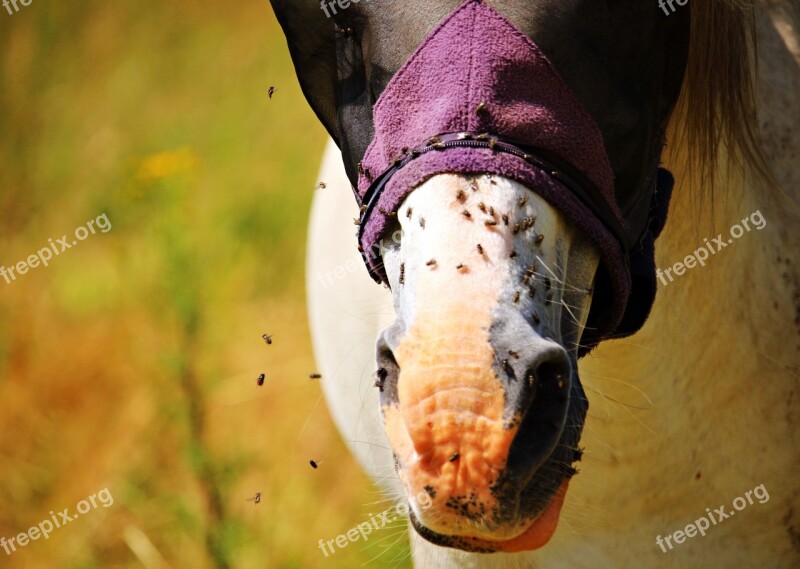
[348,1,686,200]
[273,1,688,208]
[359,1,675,72]
[356,1,687,130]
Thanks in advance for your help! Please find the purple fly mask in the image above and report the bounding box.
[355,0,673,354]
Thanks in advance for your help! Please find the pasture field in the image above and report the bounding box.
[0,1,409,567]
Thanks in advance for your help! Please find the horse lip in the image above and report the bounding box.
[409,480,570,553]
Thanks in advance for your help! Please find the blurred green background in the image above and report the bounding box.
[0,1,410,567]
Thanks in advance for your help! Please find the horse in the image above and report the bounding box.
[271,1,800,566]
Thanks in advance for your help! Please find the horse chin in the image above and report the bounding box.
[409,480,570,553]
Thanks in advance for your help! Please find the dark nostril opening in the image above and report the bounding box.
[375,328,402,406]
[532,359,571,396]
[503,345,572,477]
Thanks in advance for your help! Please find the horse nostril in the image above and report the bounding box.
[375,327,402,405]
[529,358,571,401]
[502,341,573,477]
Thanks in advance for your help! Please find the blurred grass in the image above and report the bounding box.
[0,1,410,567]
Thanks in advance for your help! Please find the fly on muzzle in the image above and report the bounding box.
[355,0,674,352]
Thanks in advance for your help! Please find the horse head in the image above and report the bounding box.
[273,0,701,553]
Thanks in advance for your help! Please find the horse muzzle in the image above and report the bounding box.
[377,305,583,551]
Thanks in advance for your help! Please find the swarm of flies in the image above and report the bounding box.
[252,333,329,487]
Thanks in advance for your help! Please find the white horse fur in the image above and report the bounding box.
[306,3,800,567]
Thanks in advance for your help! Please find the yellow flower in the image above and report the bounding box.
[136,147,198,182]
